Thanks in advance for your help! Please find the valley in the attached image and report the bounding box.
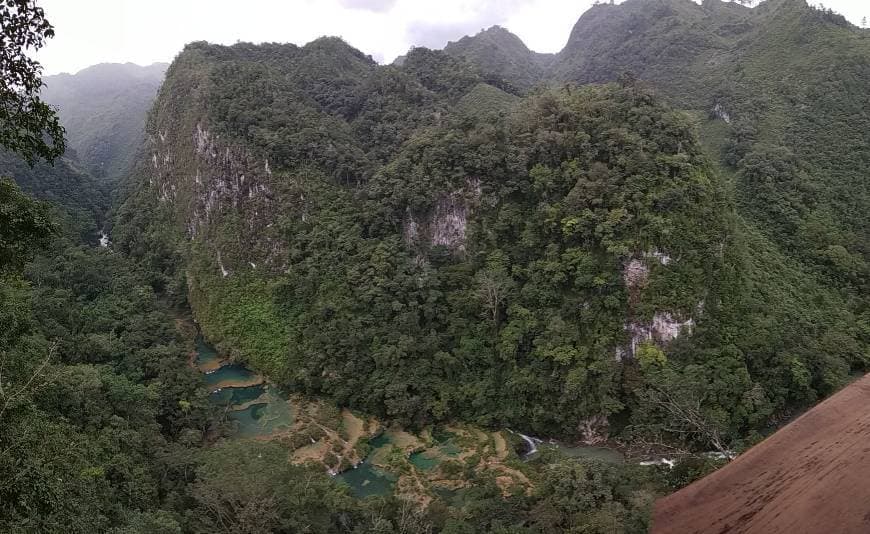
[0,0,867,532]
[184,320,632,505]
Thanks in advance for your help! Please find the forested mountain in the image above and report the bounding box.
[0,62,165,239]
[115,0,868,450]
[116,39,714,438]
[2,0,868,531]
[41,62,168,182]
[444,26,554,93]
[458,0,869,294]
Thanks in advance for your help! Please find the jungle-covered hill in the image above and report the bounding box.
[0,0,867,532]
[115,0,868,448]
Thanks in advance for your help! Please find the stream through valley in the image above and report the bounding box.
[195,335,295,438]
[192,333,629,499]
[194,334,401,496]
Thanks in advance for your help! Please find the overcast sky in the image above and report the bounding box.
[36,0,868,75]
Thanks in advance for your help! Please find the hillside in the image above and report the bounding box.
[443,0,870,426]
[0,0,866,531]
[0,149,107,240]
[41,62,168,182]
[116,37,731,437]
[556,0,868,273]
[444,25,554,93]
[113,0,867,456]
[453,0,869,297]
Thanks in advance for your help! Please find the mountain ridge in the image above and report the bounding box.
[0,0,866,531]
[111,0,867,452]
[41,62,168,183]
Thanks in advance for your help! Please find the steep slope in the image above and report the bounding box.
[41,62,168,182]
[0,149,107,238]
[550,0,750,107]
[116,0,868,450]
[550,0,869,286]
[452,0,869,422]
[116,38,732,438]
[450,1,869,292]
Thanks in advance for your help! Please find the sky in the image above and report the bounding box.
[36,0,868,75]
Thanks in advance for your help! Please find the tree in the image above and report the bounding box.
[0,3,60,274]
[0,342,55,425]
[189,440,358,533]
[635,367,731,456]
[0,178,55,272]
[0,0,64,165]
[474,252,515,329]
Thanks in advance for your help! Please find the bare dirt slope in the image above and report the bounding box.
[653,374,870,534]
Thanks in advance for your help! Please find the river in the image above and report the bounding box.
[510,430,625,464]
[191,333,635,499]
[193,334,294,438]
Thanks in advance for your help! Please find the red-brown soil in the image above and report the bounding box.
[652,374,870,534]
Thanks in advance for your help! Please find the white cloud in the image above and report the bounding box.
[34,0,869,75]
[337,0,398,12]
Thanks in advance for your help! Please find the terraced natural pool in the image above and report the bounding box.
[337,431,397,496]
[192,333,624,502]
[194,335,293,439]
[337,461,397,498]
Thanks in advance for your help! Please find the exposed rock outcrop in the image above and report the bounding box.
[618,252,696,360]
[578,415,609,445]
[148,122,286,273]
[403,178,481,254]
[625,312,695,359]
[712,102,732,124]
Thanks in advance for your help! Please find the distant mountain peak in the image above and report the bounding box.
[444,24,553,93]
[448,25,531,53]
[303,35,377,65]
[50,61,169,79]
[476,25,524,40]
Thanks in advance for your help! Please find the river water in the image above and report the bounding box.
[512,431,625,464]
[193,334,394,496]
[194,335,294,438]
[192,334,628,499]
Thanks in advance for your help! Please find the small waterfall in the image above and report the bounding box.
[639,458,675,469]
[508,430,542,457]
[520,434,539,455]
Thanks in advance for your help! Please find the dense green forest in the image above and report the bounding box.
[1,178,670,531]
[1,0,868,532]
[117,0,867,453]
[0,64,666,534]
